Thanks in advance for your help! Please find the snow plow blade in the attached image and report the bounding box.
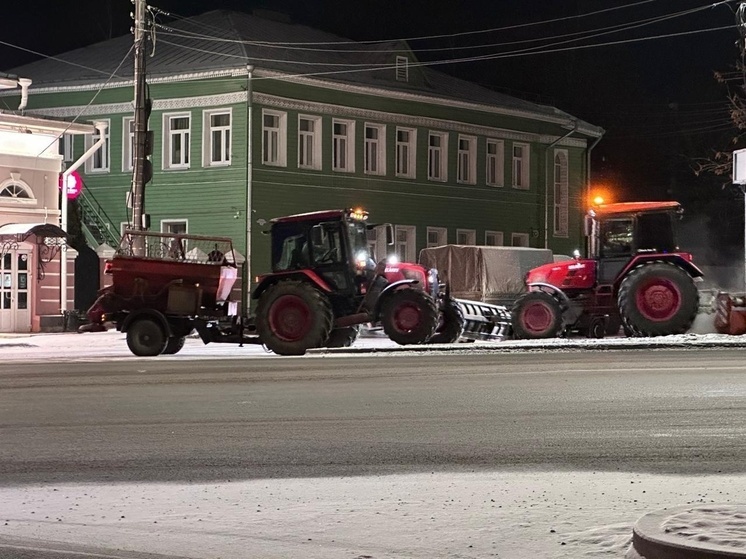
[714,292,746,335]
[455,298,512,341]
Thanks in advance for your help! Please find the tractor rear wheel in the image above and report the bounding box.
[382,288,439,345]
[126,317,167,357]
[428,298,465,344]
[256,280,333,355]
[617,262,698,336]
[326,325,360,348]
[511,291,563,339]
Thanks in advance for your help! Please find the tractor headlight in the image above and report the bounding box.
[387,254,399,265]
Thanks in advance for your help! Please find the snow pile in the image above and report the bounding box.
[661,505,746,550]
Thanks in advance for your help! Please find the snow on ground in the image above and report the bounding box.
[1,313,746,558]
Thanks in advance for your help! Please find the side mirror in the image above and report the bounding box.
[385,224,394,246]
[583,215,593,237]
[310,224,324,246]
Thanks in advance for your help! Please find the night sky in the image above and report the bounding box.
[1,0,743,206]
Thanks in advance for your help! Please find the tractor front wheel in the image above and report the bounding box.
[618,262,698,336]
[382,288,439,345]
[162,336,186,355]
[511,291,564,339]
[256,280,333,355]
[428,298,465,344]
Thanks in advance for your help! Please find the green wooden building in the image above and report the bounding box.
[4,9,604,288]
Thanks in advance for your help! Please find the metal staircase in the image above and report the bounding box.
[78,189,120,248]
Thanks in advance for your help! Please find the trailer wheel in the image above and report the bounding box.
[162,336,186,355]
[618,261,698,336]
[326,325,360,348]
[126,318,167,357]
[511,291,563,339]
[256,280,333,355]
[381,288,438,345]
[428,298,465,344]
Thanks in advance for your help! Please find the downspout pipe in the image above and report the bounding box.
[242,64,254,326]
[17,78,32,112]
[585,134,604,202]
[60,121,108,314]
[544,121,578,249]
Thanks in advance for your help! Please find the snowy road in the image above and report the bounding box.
[1,330,746,558]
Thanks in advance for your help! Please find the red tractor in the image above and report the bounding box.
[82,208,465,356]
[511,201,703,339]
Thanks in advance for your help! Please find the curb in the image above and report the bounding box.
[632,505,746,559]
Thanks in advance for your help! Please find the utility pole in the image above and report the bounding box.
[131,0,151,240]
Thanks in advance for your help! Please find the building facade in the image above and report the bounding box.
[2,10,604,306]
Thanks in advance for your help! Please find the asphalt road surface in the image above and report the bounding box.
[1,348,745,485]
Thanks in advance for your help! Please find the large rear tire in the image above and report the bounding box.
[511,291,564,339]
[126,318,167,357]
[382,288,439,345]
[428,298,465,344]
[617,261,698,336]
[162,336,186,355]
[256,280,333,355]
[326,325,360,348]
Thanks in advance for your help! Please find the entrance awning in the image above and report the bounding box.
[0,223,67,240]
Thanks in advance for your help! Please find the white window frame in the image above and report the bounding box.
[396,56,409,82]
[456,228,476,245]
[262,109,287,167]
[298,114,322,171]
[512,142,530,189]
[61,134,74,163]
[426,226,447,248]
[332,118,355,173]
[85,119,110,173]
[428,131,448,182]
[457,135,477,185]
[512,232,530,247]
[485,231,504,246]
[553,149,569,238]
[364,123,386,176]
[0,177,35,204]
[203,109,232,168]
[162,112,191,170]
[486,138,504,187]
[394,225,416,263]
[395,127,416,179]
[122,116,134,172]
[160,219,188,235]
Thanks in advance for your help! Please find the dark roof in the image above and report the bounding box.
[5,10,599,131]
[592,202,682,217]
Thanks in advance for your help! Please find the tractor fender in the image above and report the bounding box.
[372,279,419,320]
[526,282,572,310]
[252,270,332,300]
[120,308,172,337]
[616,254,704,287]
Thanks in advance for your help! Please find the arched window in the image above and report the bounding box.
[553,151,569,237]
[0,179,34,202]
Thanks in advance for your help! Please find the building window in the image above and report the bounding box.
[554,150,569,237]
[61,134,74,163]
[204,109,231,167]
[364,123,386,175]
[262,109,287,167]
[161,220,188,235]
[394,225,416,263]
[396,56,409,82]
[456,229,476,245]
[122,116,134,172]
[0,179,33,201]
[396,127,416,179]
[428,132,447,182]
[85,119,110,173]
[512,142,530,189]
[457,135,476,184]
[163,113,191,169]
[512,232,530,247]
[486,139,504,187]
[298,115,322,170]
[426,227,447,248]
[485,231,504,246]
[332,119,355,172]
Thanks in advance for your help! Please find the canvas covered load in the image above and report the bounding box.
[418,245,556,304]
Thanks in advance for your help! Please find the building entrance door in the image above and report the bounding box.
[0,250,31,332]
